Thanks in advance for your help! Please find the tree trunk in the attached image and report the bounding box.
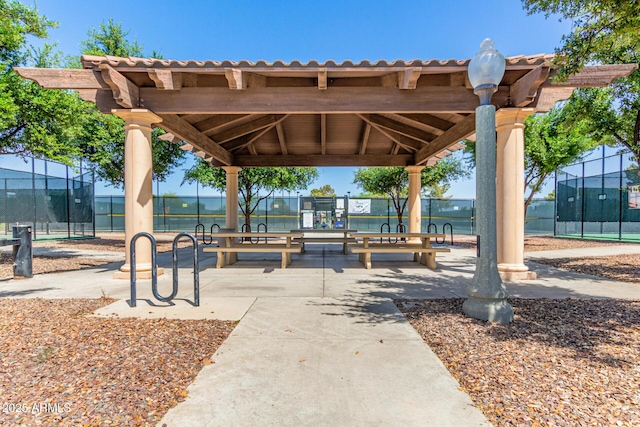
[635,108,640,178]
[524,173,549,220]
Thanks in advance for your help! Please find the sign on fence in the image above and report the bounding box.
[629,185,640,209]
[348,199,371,214]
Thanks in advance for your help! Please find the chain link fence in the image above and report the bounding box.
[96,194,553,235]
[0,159,94,240]
[556,150,640,242]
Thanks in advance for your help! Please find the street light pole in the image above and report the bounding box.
[463,38,514,323]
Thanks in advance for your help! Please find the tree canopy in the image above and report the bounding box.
[74,19,184,187]
[0,0,55,64]
[309,185,336,197]
[352,157,469,224]
[523,0,640,165]
[184,160,319,229]
[464,95,605,216]
[0,1,87,165]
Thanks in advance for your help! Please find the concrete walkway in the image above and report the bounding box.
[2,242,640,426]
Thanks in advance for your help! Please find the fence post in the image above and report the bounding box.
[619,153,623,240]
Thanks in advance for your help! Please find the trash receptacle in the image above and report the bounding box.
[12,224,33,278]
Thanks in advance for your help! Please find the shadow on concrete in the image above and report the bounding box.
[0,287,58,297]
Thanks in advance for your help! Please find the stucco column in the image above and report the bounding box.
[222,166,241,264]
[222,166,241,230]
[406,166,424,234]
[112,109,163,279]
[495,108,536,280]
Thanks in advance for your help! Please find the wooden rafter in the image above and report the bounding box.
[399,67,422,89]
[320,114,327,155]
[546,64,637,87]
[157,114,232,165]
[318,68,327,90]
[223,115,289,153]
[381,113,445,137]
[366,114,437,142]
[194,114,249,134]
[213,115,282,144]
[359,123,371,155]
[99,64,139,108]
[398,113,455,132]
[147,69,183,90]
[234,154,414,167]
[275,122,288,155]
[509,65,550,107]
[13,68,108,89]
[224,69,267,90]
[357,114,424,151]
[414,113,476,165]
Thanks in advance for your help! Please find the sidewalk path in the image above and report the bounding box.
[2,243,640,426]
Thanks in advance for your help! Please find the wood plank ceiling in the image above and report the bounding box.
[16,56,637,169]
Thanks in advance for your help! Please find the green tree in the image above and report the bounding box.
[352,157,469,226]
[184,160,319,230]
[79,18,144,58]
[0,0,55,64]
[465,99,603,217]
[522,0,640,168]
[1,1,88,165]
[74,19,184,187]
[309,184,336,197]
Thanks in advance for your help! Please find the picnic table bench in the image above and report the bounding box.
[349,232,450,269]
[290,229,357,254]
[203,232,303,269]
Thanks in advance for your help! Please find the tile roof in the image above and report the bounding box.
[81,54,555,70]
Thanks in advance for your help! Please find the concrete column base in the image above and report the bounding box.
[462,296,514,323]
[499,270,537,281]
[498,263,537,281]
[113,266,165,280]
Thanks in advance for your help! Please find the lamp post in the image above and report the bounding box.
[462,38,514,323]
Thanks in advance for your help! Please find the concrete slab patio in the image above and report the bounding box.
[2,242,640,426]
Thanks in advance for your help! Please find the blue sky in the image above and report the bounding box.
[25,0,574,198]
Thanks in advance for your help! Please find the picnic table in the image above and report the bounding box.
[349,232,450,269]
[203,232,303,269]
[290,229,358,254]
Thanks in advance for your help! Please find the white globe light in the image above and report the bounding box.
[468,38,506,92]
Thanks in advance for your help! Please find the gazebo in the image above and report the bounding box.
[16,54,635,279]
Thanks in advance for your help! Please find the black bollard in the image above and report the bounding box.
[12,225,33,278]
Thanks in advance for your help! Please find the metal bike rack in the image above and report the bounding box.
[255,222,268,244]
[427,223,438,234]
[194,223,220,245]
[380,222,396,243]
[172,232,200,307]
[129,232,200,307]
[438,223,454,245]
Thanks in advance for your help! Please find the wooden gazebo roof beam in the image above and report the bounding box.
[13,60,637,168]
[415,114,477,165]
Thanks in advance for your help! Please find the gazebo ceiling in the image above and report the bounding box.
[16,55,636,168]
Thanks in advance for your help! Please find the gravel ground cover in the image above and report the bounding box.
[453,235,640,285]
[0,298,235,426]
[398,298,640,427]
[0,235,193,279]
